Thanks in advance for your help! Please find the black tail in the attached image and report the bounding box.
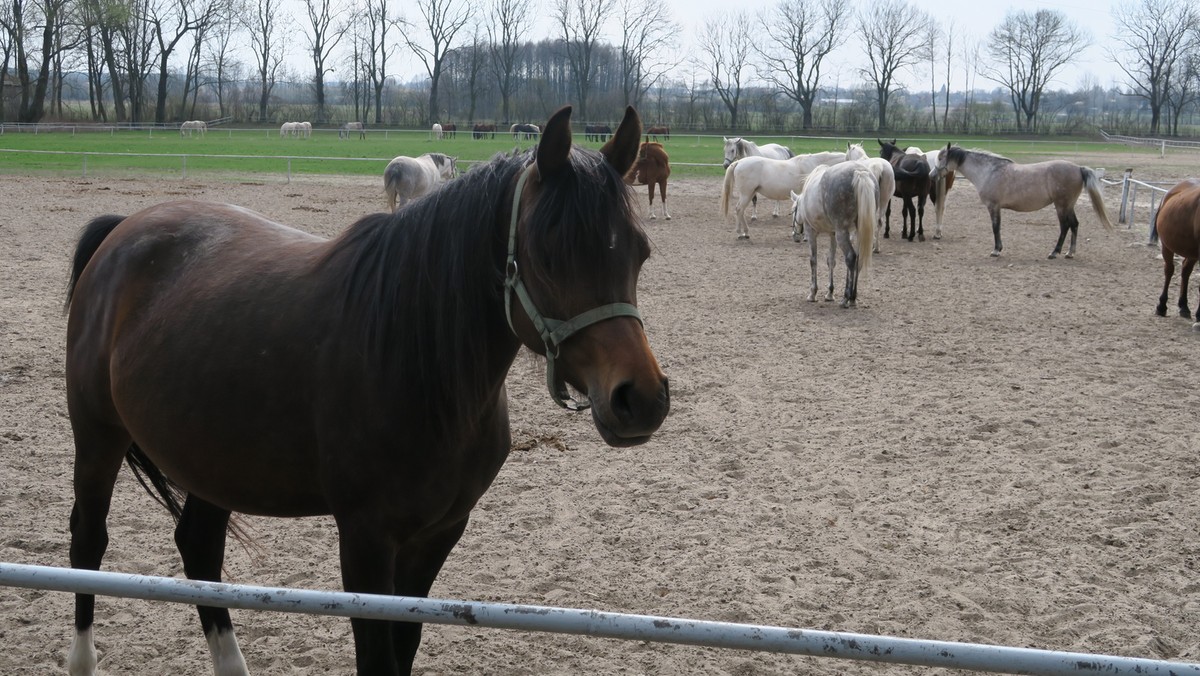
[65,214,125,312]
[125,442,186,522]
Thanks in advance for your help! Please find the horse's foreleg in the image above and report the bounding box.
[338,513,403,675]
[750,194,759,221]
[390,518,470,674]
[837,229,858,308]
[988,206,1003,257]
[175,496,249,676]
[824,233,836,302]
[67,423,130,676]
[1157,247,1176,317]
[1179,257,1196,319]
[659,181,671,220]
[884,200,892,239]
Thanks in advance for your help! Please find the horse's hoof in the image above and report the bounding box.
[649,214,656,220]
[918,234,925,242]
[933,234,942,240]
[883,233,890,239]
[1156,307,1167,317]
[1064,253,1074,259]
[665,215,672,220]
[1047,252,1057,259]
[792,234,802,243]
[737,234,749,240]
[1192,321,1200,332]
[990,251,1001,257]
[1182,309,1193,320]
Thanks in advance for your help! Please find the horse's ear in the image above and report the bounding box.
[877,139,884,147]
[890,138,897,146]
[946,142,952,151]
[536,106,574,180]
[601,106,642,178]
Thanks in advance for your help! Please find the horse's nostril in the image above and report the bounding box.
[611,380,635,421]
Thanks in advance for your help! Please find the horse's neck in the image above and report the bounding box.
[954,151,997,183]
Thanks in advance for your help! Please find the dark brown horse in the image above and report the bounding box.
[1153,178,1200,324]
[646,125,670,141]
[63,105,669,676]
[472,122,495,139]
[878,139,931,242]
[625,141,671,220]
[585,122,612,142]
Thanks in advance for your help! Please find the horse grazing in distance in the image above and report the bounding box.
[179,120,207,137]
[472,123,495,139]
[383,152,458,211]
[61,104,668,676]
[878,139,931,242]
[511,123,540,140]
[442,122,456,138]
[1152,179,1200,327]
[432,123,443,140]
[646,125,670,141]
[340,121,366,139]
[789,162,877,308]
[933,143,1114,258]
[626,141,671,220]
[586,123,612,142]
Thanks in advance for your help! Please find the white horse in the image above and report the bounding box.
[280,121,297,137]
[179,120,206,137]
[720,151,848,240]
[383,152,459,211]
[339,121,366,140]
[298,121,312,138]
[722,137,795,219]
[856,158,896,253]
[789,162,877,308]
[432,123,443,140]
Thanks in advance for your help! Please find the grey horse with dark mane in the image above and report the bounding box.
[383,152,457,211]
[933,144,1113,258]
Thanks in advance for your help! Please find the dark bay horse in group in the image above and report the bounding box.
[646,125,670,141]
[63,105,669,676]
[933,143,1113,258]
[625,141,671,219]
[472,122,496,139]
[878,139,931,242]
[1152,178,1200,327]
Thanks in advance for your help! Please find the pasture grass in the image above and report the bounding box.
[0,126,1154,180]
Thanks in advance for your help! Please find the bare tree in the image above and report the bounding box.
[615,0,678,110]
[4,0,76,122]
[244,0,287,122]
[361,0,394,124]
[147,0,228,122]
[696,11,752,129]
[941,19,955,131]
[984,9,1088,132]
[485,0,532,124]
[304,0,349,123]
[857,0,931,131]
[1165,50,1200,134]
[401,0,471,125]
[202,11,241,118]
[552,0,614,123]
[754,0,847,131]
[1110,0,1200,134]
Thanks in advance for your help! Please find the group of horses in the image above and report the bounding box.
[431,122,458,139]
[279,121,313,138]
[720,135,1119,309]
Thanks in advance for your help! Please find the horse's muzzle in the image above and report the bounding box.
[591,376,670,447]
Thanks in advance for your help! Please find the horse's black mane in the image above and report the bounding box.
[953,145,1013,165]
[323,145,646,437]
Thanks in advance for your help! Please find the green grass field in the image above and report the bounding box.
[0,125,1147,180]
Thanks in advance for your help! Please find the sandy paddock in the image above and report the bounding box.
[1,150,1199,675]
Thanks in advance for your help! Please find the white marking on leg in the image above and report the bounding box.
[68,627,97,676]
[207,628,250,676]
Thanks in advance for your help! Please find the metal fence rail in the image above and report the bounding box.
[2,562,1198,676]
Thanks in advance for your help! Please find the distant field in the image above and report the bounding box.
[0,125,1152,180]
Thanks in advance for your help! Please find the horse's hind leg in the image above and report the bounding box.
[916,195,927,242]
[659,181,671,220]
[837,229,858,308]
[988,205,1004,257]
[67,422,130,676]
[174,495,248,676]
[806,237,819,301]
[750,194,759,221]
[884,200,892,238]
[824,233,836,301]
[1157,246,1176,317]
[1050,207,1077,259]
[1179,257,1196,319]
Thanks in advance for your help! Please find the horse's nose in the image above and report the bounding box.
[609,376,670,435]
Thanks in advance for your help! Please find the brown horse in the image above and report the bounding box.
[441,122,457,138]
[626,141,671,220]
[472,122,495,139]
[878,139,931,242]
[62,105,669,676]
[646,125,670,141]
[1153,178,1200,326]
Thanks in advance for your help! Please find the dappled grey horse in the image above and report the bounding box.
[383,153,458,212]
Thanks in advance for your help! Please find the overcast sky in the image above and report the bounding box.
[321,0,1127,93]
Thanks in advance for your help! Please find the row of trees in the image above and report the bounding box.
[2,0,1200,134]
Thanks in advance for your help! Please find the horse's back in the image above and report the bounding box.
[1157,179,1200,258]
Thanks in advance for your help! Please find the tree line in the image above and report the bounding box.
[2,0,1198,135]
